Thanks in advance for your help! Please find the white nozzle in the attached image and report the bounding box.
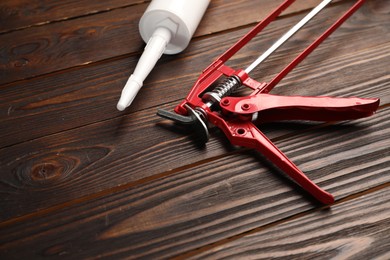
[117,27,171,111]
[117,74,143,111]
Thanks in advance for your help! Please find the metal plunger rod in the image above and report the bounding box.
[245,0,332,73]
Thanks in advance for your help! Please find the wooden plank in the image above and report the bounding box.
[0,108,388,258]
[0,103,388,217]
[0,0,348,85]
[0,3,147,85]
[0,1,388,259]
[0,1,388,220]
[0,0,147,34]
[0,102,295,221]
[189,186,390,260]
[0,0,388,148]
[195,0,324,37]
[0,55,387,216]
[0,0,322,34]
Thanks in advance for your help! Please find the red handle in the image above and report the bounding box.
[221,94,380,123]
[208,113,335,204]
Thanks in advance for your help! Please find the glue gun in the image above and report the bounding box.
[157,0,379,204]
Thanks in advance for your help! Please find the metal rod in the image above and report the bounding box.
[245,0,332,74]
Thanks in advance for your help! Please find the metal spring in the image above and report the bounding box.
[203,75,241,104]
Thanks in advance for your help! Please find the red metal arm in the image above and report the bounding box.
[208,112,335,204]
[220,94,380,123]
[265,0,366,93]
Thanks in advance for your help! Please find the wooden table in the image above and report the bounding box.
[0,0,389,258]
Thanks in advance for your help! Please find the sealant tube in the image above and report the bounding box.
[117,0,210,111]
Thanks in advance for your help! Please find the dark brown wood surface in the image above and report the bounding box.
[0,0,389,259]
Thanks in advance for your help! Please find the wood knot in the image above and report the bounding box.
[11,147,110,189]
[31,161,64,182]
[75,27,100,38]
[13,58,29,67]
[19,154,76,186]
[86,28,97,36]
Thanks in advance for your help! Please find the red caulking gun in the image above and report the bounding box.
[157,0,380,204]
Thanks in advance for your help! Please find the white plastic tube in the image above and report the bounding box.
[117,0,210,111]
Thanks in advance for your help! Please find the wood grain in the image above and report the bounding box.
[0,93,388,221]
[0,0,388,222]
[0,107,388,259]
[194,0,324,37]
[0,4,146,85]
[0,0,348,85]
[0,0,148,33]
[0,0,388,148]
[0,0,324,35]
[0,0,388,259]
[189,186,390,260]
